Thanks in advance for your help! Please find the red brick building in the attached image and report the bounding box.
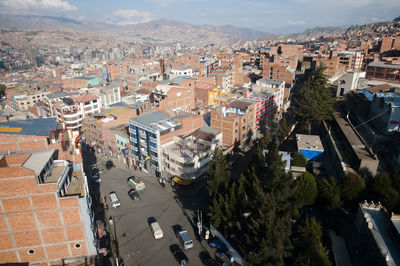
[210,99,258,147]
[0,151,95,265]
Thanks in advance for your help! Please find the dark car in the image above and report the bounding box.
[170,244,189,265]
[128,189,141,201]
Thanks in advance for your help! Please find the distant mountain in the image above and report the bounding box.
[0,14,117,32]
[0,14,268,45]
[393,16,400,22]
[264,26,346,41]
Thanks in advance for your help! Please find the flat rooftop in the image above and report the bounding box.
[334,114,376,161]
[66,169,84,197]
[363,205,400,266]
[296,134,324,151]
[132,111,180,133]
[0,117,58,137]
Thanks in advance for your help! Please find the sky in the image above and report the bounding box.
[0,0,399,33]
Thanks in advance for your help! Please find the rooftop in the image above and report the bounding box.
[190,125,221,141]
[132,111,180,133]
[23,149,56,176]
[360,202,400,266]
[0,117,58,137]
[296,134,324,151]
[257,78,283,86]
[334,114,376,160]
[227,100,254,110]
[369,61,400,70]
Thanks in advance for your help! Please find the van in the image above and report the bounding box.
[127,176,146,192]
[109,192,120,208]
[150,222,163,239]
[178,230,193,249]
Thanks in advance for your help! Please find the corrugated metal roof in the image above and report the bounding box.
[0,118,58,136]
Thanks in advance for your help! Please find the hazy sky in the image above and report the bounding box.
[0,0,399,33]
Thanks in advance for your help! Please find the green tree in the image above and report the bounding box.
[294,172,318,206]
[279,116,290,142]
[298,216,322,244]
[370,173,400,211]
[318,176,343,212]
[233,139,241,154]
[341,173,366,202]
[0,84,6,98]
[294,217,332,266]
[292,67,335,132]
[292,152,308,167]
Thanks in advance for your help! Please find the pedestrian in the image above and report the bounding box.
[134,165,137,171]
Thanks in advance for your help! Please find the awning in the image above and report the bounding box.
[172,176,193,185]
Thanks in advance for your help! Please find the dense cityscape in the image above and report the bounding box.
[0,1,400,265]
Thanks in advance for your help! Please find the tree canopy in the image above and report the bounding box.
[341,173,366,202]
[294,172,318,207]
[292,67,335,131]
[292,152,308,167]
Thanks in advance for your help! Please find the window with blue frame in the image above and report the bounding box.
[149,141,157,148]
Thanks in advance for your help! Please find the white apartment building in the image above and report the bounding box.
[161,126,222,180]
[53,94,101,130]
[169,68,193,80]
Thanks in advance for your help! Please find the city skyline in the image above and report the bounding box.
[0,0,399,33]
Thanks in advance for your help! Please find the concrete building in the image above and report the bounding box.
[169,68,193,80]
[161,126,221,181]
[337,71,366,97]
[10,90,49,111]
[366,62,400,84]
[296,134,324,160]
[252,79,285,113]
[129,111,203,176]
[82,106,138,157]
[338,51,364,72]
[327,113,379,176]
[90,84,121,110]
[355,201,400,266]
[53,94,100,131]
[0,150,96,265]
[369,92,400,134]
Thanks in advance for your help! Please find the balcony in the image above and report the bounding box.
[62,109,80,118]
[139,139,147,147]
[150,145,157,153]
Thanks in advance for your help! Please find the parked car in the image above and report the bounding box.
[109,191,120,208]
[127,176,146,192]
[128,189,141,201]
[170,244,189,265]
[178,230,193,249]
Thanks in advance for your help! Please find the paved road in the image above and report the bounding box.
[96,158,207,266]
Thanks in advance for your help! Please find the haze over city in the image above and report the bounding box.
[0,0,399,32]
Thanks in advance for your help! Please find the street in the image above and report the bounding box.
[96,156,209,266]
